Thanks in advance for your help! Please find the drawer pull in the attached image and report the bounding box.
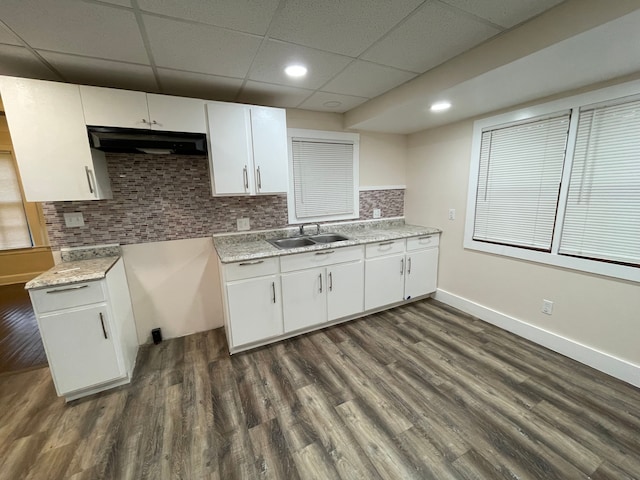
[271,282,276,304]
[315,250,335,255]
[418,236,433,240]
[378,241,394,246]
[239,260,264,266]
[46,284,89,294]
[99,312,108,339]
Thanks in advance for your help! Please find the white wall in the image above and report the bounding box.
[405,117,640,384]
[121,237,223,344]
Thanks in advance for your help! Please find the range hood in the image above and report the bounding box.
[87,126,207,155]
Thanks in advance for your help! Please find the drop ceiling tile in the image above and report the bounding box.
[268,0,425,57]
[157,68,243,101]
[137,0,280,35]
[144,15,261,77]
[0,23,22,45]
[84,0,131,6]
[0,0,149,63]
[248,40,352,90]
[322,60,416,98]
[362,1,500,73]
[38,51,158,91]
[0,44,59,80]
[237,81,314,108]
[299,91,369,113]
[442,0,565,29]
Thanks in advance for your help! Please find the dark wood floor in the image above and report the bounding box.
[0,283,47,375]
[0,298,638,479]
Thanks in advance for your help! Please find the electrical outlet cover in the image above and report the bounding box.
[237,217,250,231]
[63,212,85,227]
[373,208,381,219]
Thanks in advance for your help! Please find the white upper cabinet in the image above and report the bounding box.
[206,101,288,196]
[0,76,112,202]
[80,86,207,133]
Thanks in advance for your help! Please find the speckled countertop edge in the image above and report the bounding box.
[25,256,120,290]
[214,220,441,263]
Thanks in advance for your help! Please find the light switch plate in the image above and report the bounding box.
[237,217,250,231]
[373,208,381,219]
[64,212,85,227]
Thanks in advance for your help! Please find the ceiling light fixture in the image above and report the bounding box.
[285,64,307,78]
[430,101,451,112]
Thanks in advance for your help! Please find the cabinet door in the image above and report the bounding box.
[226,275,283,346]
[0,77,99,201]
[364,254,405,310]
[404,248,438,300]
[327,261,364,321]
[281,267,327,332]
[206,101,255,195]
[80,85,150,129]
[38,305,124,395]
[250,106,288,194]
[147,94,207,133]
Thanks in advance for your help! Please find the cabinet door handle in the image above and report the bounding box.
[256,166,262,190]
[271,282,276,304]
[99,312,108,339]
[243,166,249,190]
[408,257,412,274]
[319,273,323,293]
[239,260,264,266]
[315,250,335,255]
[329,271,333,292]
[46,284,88,294]
[84,166,94,194]
[418,235,433,240]
[378,241,394,246]
[400,258,404,275]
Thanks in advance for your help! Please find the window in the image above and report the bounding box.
[465,81,640,283]
[287,129,359,224]
[0,150,32,250]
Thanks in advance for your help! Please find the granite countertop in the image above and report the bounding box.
[213,219,441,263]
[25,256,120,290]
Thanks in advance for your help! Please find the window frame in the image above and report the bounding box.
[464,79,640,283]
[287,128,359,225]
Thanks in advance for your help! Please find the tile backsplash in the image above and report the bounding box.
[43,153,404,249]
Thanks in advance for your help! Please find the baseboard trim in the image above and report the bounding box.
[434,288,640,388]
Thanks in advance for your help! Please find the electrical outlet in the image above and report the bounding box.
[64,212,84,227]
[237,217,250,231]
[542,299,554,315]
[448,208,456,220]
[373,208,381,219]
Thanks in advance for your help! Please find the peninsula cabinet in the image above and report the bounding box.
[28,258,138,401]
[79,85,207,133]
[0,76,112,202]
[206,101,288,196]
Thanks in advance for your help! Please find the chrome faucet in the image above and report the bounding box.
[298,223,322,236]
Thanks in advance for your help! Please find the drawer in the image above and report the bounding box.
[224,257,279,281]
[406,234,440,251]
[365,239,406,258]
[280,246,364,273]
[30,281,105,314]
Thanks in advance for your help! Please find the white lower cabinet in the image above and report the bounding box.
[226,275,283,346]
[364,253,406,310]
[29,258,138,401]
[327,261,364,321]
[404,248,438,299]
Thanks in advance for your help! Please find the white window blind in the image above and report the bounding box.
[559,99,640,266]
[473,113,570,250]
[0,150,32,250]
[292,139,355,219]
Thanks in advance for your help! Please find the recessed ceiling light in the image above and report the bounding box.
[430,101,451,112]
[285,64,307,78]
[323,101,342,108]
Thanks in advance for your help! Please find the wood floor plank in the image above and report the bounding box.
[0,299,638,480]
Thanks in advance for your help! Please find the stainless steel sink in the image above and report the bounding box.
[268,232,350,249]
[268,237,316,249]
[308,233,349,243]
